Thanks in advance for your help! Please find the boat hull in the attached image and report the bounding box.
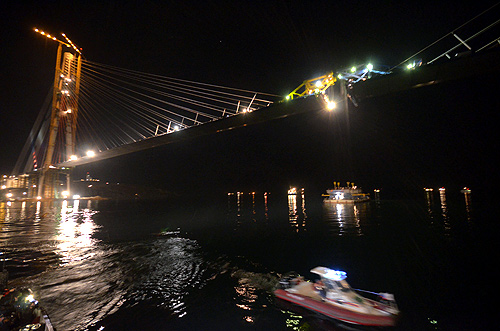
[274,289,396,326]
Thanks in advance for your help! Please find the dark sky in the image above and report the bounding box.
[0,0,497,174]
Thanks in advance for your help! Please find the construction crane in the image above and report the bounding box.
[285,72,336,101]
[284,72,337,110]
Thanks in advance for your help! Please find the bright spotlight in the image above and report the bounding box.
[326,101,336,111]
[86,150,95,157]
[367,63,373,71]
[407,62,416,70]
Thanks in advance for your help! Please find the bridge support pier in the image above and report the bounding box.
[35,167,72,199]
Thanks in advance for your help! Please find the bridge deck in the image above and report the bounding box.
[351,50,500,101]
[59,96,326,167]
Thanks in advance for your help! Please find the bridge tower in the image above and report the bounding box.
[34,29,82,199]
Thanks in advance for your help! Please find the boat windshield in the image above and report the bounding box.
[323,279,354,293]
[338,280,353,292]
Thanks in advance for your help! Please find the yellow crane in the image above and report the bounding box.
[285,72,336,100]
[284,72,337,110]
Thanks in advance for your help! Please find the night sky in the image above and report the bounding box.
[0,0,497,175]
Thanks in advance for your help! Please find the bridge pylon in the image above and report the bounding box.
[32,29,82,199]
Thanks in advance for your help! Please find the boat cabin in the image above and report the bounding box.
[311,267,364,302]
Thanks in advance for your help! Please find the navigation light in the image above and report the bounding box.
[325,269,347,281]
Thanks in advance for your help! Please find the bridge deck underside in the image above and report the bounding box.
[59,96,326,167]
[351,50,500,100]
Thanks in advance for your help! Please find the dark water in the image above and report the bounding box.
[0,188,496,330]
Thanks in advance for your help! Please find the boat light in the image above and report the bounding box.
[324,269,347,281]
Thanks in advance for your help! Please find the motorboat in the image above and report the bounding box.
[1,269,55,331]
[274,266,399,326]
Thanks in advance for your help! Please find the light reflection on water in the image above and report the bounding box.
[323,201,368,236]
[0,200,214,330]
[287,188,307,232]
[227,191,271,226]
[424,187,474,237]
[438,188,452,235]
[463,190,473,222]
[56,199,99,265]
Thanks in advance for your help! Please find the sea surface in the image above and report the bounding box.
[0,188,496,330]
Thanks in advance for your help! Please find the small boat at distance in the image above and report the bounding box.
[274,266,399,326]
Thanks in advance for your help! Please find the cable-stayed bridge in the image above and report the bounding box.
[23,59,281,169]
[2,4,499,200]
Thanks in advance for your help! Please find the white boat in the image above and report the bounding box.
[275,266,399,326]
[323,183,370,203]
